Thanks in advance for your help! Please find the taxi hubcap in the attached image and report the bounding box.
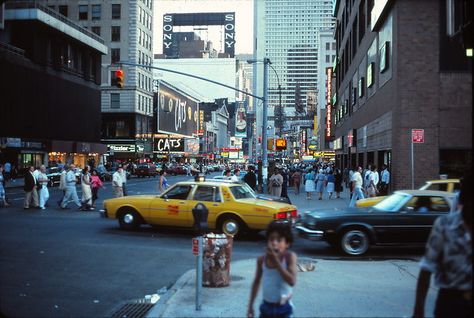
[124,213,134,224]
[224,221,238,235]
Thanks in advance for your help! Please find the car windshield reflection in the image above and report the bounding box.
[373,192,411,212]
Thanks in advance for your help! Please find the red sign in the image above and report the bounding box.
[411,129,424,143]
[192,238,199,255]
[325,67,333,140]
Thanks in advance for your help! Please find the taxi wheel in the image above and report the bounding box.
[340,229,369,256]
[118,209,141,231]
[218,215,245,238]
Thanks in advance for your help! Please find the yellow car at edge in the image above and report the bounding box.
[356,179,460,207]
[102,179,297,237]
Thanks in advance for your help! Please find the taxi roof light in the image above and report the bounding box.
[195,174,206,182]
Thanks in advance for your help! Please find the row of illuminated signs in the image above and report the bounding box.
[326,67,333,141]
[107,138,200,154]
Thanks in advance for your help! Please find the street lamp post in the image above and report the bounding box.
[247,58,270,192]
[268,63,282,137]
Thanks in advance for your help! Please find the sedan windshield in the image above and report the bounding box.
[373,193,412,212]
[230,185,256,200]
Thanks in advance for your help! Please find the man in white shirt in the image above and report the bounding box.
[119,165,128,196]
[112,167,124,197]
[57,166,68,207]
[60,165,81,209]
[349,166,365,207]
[231,169,240,182]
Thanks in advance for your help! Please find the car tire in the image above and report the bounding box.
[118,209,141,231]
[340,229,370,256]
[218,215,246,238]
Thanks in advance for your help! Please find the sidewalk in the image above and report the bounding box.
[146,258,437,317]
[4,178,24,189]
[146,188,437,318]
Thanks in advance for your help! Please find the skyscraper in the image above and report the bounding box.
[253,0,335,140]
[42,0,155,160]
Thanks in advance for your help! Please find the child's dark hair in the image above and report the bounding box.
[266,220,294,245]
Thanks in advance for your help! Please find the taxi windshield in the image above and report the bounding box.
[230,185,256,200]
[373,192,411,212]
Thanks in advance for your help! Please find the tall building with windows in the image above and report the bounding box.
[42,0,154,160]
[332,0,472,190]
[252,0,335,162]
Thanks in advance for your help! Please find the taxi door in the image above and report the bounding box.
[148,184,194,227]
[188,185,224,228]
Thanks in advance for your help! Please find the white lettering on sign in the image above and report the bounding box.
[225,14,234,21]
[156,138,182,152]
[163,15,173,23]
[175,100,187,132]
[163,24,173,32]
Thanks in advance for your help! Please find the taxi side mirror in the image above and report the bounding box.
[162,194,169,200]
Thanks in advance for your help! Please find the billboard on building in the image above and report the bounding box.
[184,138,200,154]
[162,12,235,58]
[153,136,185,153]
[157,82,199,137]
[235,103,247,137]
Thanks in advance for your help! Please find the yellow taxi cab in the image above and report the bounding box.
[102,178,297,237]
[356,179,460,207]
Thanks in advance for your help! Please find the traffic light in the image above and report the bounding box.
[115,69,124,88]
[275,139,287,150]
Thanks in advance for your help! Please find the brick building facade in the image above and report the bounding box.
[332,0,472,190]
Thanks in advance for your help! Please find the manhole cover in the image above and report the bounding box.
[231,275,245,281]
[111,302,154,318]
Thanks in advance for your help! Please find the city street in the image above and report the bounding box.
[0,173,424,317]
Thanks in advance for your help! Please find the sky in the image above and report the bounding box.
[153,0,254,55]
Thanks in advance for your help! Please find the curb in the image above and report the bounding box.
[145,269,195,318]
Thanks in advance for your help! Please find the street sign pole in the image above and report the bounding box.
[411,129,424,189]
[195,236,203,310]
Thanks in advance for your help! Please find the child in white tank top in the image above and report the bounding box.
[247,221,298,318]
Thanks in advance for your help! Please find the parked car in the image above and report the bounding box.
[135,163,158,178]
[102,179,297,237]
[46,167,62,187]
[297,190,457,256]
[356,179,461,207]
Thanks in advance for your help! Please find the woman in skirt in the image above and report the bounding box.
[304,169,315,200]
[326,170,335,199]
[314,169,326,200]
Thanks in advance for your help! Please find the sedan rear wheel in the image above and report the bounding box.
[118,210,141,231]
[340,229,369,256]
[219,216,244,237]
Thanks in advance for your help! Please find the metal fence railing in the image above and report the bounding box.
[5,0,105,45]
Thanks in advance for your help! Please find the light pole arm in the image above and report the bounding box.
[119,61,264,101]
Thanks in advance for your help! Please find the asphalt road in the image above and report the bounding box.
[0,172,424,317]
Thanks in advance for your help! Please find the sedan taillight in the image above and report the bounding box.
[275,210,298,220]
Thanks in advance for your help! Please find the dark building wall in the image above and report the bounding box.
[1,51,101,142]
[0,20,102,143]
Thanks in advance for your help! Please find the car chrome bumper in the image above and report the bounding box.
[100,209,108,218]
[295,225,324,241]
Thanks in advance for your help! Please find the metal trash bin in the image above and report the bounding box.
[202,233,233,287]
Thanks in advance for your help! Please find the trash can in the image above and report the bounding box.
[202,233,233,287]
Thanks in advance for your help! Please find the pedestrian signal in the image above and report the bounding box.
[115,69,124,88]
[267,138,274,151]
